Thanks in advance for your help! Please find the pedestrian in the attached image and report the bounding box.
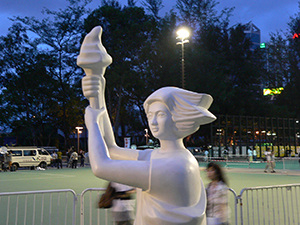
[0,153,3,171]
[57,149,63,169]
[270,150,276,173]
[51,151,58,168]
[264,148,272,173]
[110,182,135,225]
[66,147,72,168]
[253,149,257,161]
[79,149,85,167]
[206,162,229,225]
[247,148,253,162]
[4,151,12,171]
[223,147,229,158]
[7,151,12,171]
[84,151,89,165]
[204,149,209,162]
[70,150,78,169]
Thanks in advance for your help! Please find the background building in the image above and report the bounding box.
[245,22,261,51]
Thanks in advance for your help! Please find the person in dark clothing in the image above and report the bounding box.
[57,150,63,169]
[79,149,85,167]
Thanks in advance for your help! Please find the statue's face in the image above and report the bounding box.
[146,102,175,140]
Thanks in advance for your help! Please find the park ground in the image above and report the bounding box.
[1,164,300,194]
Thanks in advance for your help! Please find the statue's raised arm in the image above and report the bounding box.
[77,26,112,109]
[78,26,139,160]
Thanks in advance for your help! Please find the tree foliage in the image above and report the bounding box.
[1,0,300,148]
[274,3,300,118]
[0,0,89,149]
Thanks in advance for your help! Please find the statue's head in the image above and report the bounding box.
[144,87,216,139]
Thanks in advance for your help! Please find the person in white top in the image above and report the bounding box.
[253,149,257,161]
[270,150,276,173]
[110,182,135,224]
[264,148,272,173]
[204,150,209,162]
[78,26,217,225]
[247,148,253,162]
[51,151,58,168]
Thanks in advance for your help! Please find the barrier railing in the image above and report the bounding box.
[228,188,238,225]
[80,188,112,225]
[238,183,300,225]
[1,184,299,225]
[0,189,77,225]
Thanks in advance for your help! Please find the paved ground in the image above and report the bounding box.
[212,166,300,176]
[1,162,299,193]
[1,163,299,225]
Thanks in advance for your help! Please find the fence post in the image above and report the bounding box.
[80,188,107,225]
[227,188,238,225]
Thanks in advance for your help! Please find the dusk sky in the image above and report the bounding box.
[0,0,299,42]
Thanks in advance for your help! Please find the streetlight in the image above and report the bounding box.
[75,126,83,153]
[144,129,149,145]
[176,28,190,89]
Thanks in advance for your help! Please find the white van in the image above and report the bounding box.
[4,146,52,170]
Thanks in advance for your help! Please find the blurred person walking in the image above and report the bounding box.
[264,148,272,173]
[79,149,85,167]
[57,149,63,169]
[253,149,257,161]
[270,150,276,173]
[111,182,135,225]
[206,162,229,225]
[70,150,78,169]
[4,151,12,171]
[98,182,135,225]
[66,147,73,168]
[247,147,253,162]
[51,151,58,168]
[204,149,209,162]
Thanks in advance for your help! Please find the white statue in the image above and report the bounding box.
[78,26,216,225]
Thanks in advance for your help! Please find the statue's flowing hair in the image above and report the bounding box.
[144,87,216,135]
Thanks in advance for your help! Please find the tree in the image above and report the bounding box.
[175,0,233,32]
[142,0,164,19]
[174,0,268,117]
[84,2,160,141]
[0,23,59,145]
[0,0,90,149]
[275,2,300,118]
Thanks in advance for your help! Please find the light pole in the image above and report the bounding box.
[176,28,190,89]
[145,129,149,145]
[75,127,83,153]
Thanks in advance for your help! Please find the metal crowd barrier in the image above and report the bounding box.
[80,188,113,225]
[237,183,300,225]
[0,189,77,225]
[228,188,238,225]
[1,184,300,225]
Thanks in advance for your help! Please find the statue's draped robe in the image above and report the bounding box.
[134,149,207,225]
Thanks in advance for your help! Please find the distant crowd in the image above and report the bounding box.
[51,147,89,169]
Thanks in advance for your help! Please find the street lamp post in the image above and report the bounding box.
[145,128,149,145]
[176,28,190,89]
[75,126,83,153]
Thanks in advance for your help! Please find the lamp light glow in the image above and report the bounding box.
[176,29,190,39]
